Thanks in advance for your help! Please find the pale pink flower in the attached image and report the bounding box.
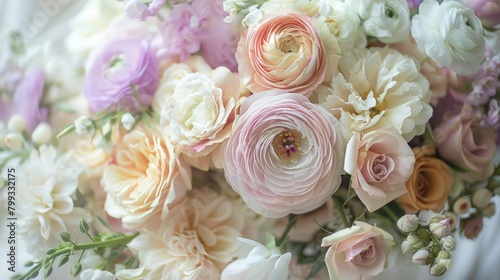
[344,127,415,212]
[321,221,395,280]
[464,0,500,27]
[434,104,497,183]
[236,11,340,96]
[221,91,345,218]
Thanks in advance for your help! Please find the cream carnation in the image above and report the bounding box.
[127,188,244,279]
[317,47,432,141]
[102,125,192,229]
[18,145,90,258]
[411,0,486,76]
[221,92,345,218]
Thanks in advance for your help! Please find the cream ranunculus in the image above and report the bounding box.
[321,0,367,50]
[236,10,340,97]
[344,127,415,212]
[221,238,291,280]
[102,125,192,229]
[127,188,244,280]
[316,47,432,142]
[352,0,411,43]
[411,0,486,76]
[321,221,395,280]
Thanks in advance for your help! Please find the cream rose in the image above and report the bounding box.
[411,0,486,76]
[434,105,497,183]
[397,146,453,213]
[321,221,395,280]
[344,127,415,212]
[236,10,340,97]
[102,125,192,229]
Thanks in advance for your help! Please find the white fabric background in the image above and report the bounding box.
[0,1,499,279]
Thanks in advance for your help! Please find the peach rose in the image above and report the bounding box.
[434,105,497,183]
[344,127,415,212]
[102,125,192,229]
[321,221,395,280]
[397,147,453,213]
[236,11,340,97]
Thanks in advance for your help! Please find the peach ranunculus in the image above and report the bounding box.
[397,146,453,214]
[321,221,395,280]
[236,10,340,97]
[153,56,248,171]
[434,104,497,183]
[344,127,415,212]
[102,124,192,229]
[221,91,345,218]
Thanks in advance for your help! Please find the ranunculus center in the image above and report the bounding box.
[272,129,301,160]
[279,35,301,53]
[107,54,126,71]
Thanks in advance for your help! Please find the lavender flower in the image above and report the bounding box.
[13,69,48,133]
[482,99,500,129]
[83,39,158,113]
[152,3,208,61]
[124,0,166,21]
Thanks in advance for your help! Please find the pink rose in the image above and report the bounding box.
[221,91,345,218]
[236,11,340,97]
[344,128,415,212]
[434,105,497,183]
[321,221,395,280]
[464,0,500,27]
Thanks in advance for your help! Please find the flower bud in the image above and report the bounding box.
[481,203,495,218]
[462,217,483,239]
[440,235,455,251]
[436,250,452,269]
[121,113,135,131]
[412,249,432,265]
[401,232,424,254]
[397,214,419,233]
[472,188,492,209]
[7,114,26,132]
[75,115,93,135]
[453,196,471,215]
[447,212,458,231]
[4,133,23,149]
[32,123,52,145]
[429,214,447,224]
[429,219,450,239]
[429,263,447,276]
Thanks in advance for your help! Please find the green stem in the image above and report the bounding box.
[333,196,351,228]
[382,205,399,223]
[276,214,299,248]
[74,233,139,251]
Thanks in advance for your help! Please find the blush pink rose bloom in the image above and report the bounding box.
[464,0,500,27]
[221,91,345,218]
[434,105,497,183]
[344,127,415,212]
[321,221,395,280]
[236,11,340,97]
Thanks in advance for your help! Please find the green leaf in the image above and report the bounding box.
[58,255,70,268]
[305,252,326,280]
[53,103,78,114]
[142,112,152,127]
[44,266,53,278]
[265,232,276,249]
[70,262,82,277]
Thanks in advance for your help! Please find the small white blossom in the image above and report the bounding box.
[120,113,135,131]
[81,269,115,280]
[75,115,93,135]
[31,122,52,145]
[7,114,26,132]
[4,132,23,149]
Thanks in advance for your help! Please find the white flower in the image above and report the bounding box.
[3,132,23,149]
[411,0,485,76]
[120,113,135,131]
[18,145,89,258]
[221,238,291,280]
[353,0,410,43]
[323,0,367,50]
[7,114,26,132]
[81,269,115,280]
[127,188,244,280]
[75,115,93,135]
[316,47,432,141]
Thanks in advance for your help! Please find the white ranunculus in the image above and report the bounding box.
[321,0,367,49]
[80,269,115,280]
[352,0,410,43]
[221,238,291,280]
[411,0,485,76]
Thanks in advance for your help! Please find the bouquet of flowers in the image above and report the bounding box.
[1,0,499,279]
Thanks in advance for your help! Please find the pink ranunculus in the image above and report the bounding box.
[321,221,395,280]
[344,128,415,212]
[236,11,340,97]
[221,91,345,218]
[464,0,500,27]
[434,104,497,183]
